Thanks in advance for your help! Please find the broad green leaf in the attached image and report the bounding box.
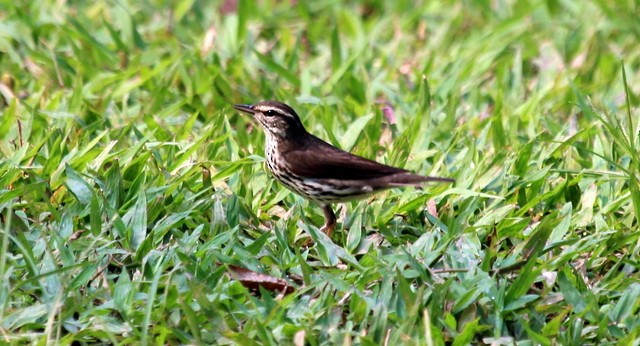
[64,164,93,205]
[452,318,480,346]
[122,186,147,250]
[339,113,374,151]
[610,283,640,323]
[346,211,363,252]
[331,26,342,72]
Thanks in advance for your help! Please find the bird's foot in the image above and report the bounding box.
[301,236,314,248]
[320,204,336,238]
[319,223,335,238]
[300,204,337,248]
[300,222,335,248]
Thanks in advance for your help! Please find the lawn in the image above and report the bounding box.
[1,0,639,344]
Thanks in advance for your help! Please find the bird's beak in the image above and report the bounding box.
[233,104,255,114]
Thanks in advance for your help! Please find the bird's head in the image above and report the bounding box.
[233,101,306,139]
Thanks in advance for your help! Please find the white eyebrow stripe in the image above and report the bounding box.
[257,107,293,117]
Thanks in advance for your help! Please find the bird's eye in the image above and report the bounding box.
[264,110,277,117]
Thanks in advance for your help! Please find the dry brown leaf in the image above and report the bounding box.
[228,265,295,295]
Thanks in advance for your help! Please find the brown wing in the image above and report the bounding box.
[281,134,409,180]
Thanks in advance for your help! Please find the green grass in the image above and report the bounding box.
[1,0,639,344]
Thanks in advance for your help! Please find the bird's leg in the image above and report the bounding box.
[301,204,336,247]
[319,204,336,237]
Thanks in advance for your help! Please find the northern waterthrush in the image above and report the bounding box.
[234,101,453,240]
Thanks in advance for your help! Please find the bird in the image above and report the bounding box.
[233,101,454,242]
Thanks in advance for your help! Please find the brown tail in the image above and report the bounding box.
[380,172,454,187]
